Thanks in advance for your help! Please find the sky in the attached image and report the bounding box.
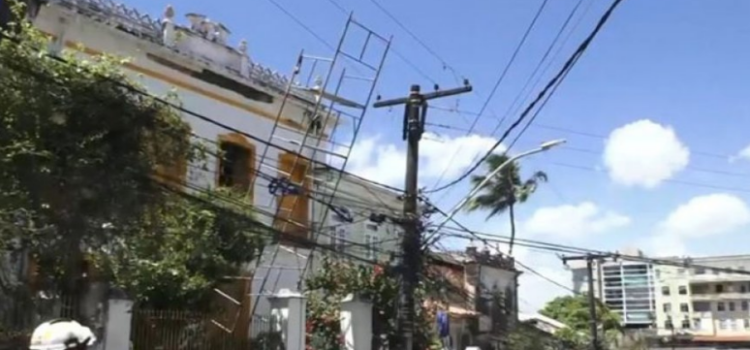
[122,0,750,312]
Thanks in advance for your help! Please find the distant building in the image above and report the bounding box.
[653,254,750,346]
[428,247,520,350]
[518,313,567,335]
[310,169,403,264]
[569,248,657,329]
[569,249,750,348]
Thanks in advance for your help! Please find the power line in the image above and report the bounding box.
[428,0,552,191]
[548,161,750,195]
[491,0,586,138]
[1,29,406,198]
[425,112,735,162]
[367,0,456,73]
[265,0,335,51]
[0,33,411,267]
[423,0,626,194]
[438,225,750,276]
[423,199,580,297]
[516,260,577,294]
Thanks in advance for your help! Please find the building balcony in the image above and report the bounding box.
[691,292,750,301]
[689,274,750,284]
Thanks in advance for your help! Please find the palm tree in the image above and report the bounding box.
[465,153,547,255]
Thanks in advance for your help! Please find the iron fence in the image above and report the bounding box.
[0,292,78,350]
[130,309,283,350]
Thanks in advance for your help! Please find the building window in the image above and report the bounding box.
[720,319,728,330]
[217,134,255,193]
[694,267,706,275]
[662,286,670,296]
[742,285,748,293]
[664,318,673,330]
[716,284,724,293]
[678,285,687,295]
[663,303,671,312]
[718,302,726,312]
[743,301,749,311]
[729,302,736,312]
[275,153,310,241]
[365,222,379,231]
[330,227,347,252]
[680,303,689,312]
[364,234,377,260]
[681,318,690,329]
[745,319,750,329]
[693,318,702,330]
[693,301,711,312]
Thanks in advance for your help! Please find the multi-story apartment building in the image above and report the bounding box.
[653,255,750,344]
[569,248,657,329]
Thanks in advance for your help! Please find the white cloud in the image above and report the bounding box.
[643,233,688,258]
[646,194,750,257]
[603,119,690,188]
[658,193,750,238]
[523,202,631,239]
[730,144,750,163]
[339,133,501,186]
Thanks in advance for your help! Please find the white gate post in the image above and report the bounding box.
[103,298,133,350]
[340,294,372,350]
[269,289,307,350]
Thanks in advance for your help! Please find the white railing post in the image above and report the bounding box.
[269,289,307,350]
[103,298,133,350]
[340,293,372,350]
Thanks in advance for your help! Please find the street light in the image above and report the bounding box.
[430,139,567,236]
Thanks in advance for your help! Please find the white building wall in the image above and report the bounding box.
[309,172,403,267]
[32,0,334,318]
[654,256,750,340]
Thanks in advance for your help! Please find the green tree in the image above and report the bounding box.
[0,3,267,312]
[465,154,547,255]
[98,189,269,310]
[304,257,442,350]
[540,295,622,349]
[506,323,557,350]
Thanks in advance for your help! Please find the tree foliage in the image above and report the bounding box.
[303,257,442,350]
[97,189,269,310]
[540,295,622,349]
[0,2,267,311]
[465,153,547,255]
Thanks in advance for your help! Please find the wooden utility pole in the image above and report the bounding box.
[373,82,472,350]
[562,253,612,350]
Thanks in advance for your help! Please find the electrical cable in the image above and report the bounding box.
[423,0,626,195]
[490,0,585,138]
[0,30,404,198]
[438,226,750,277]
[428,0,551,191]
